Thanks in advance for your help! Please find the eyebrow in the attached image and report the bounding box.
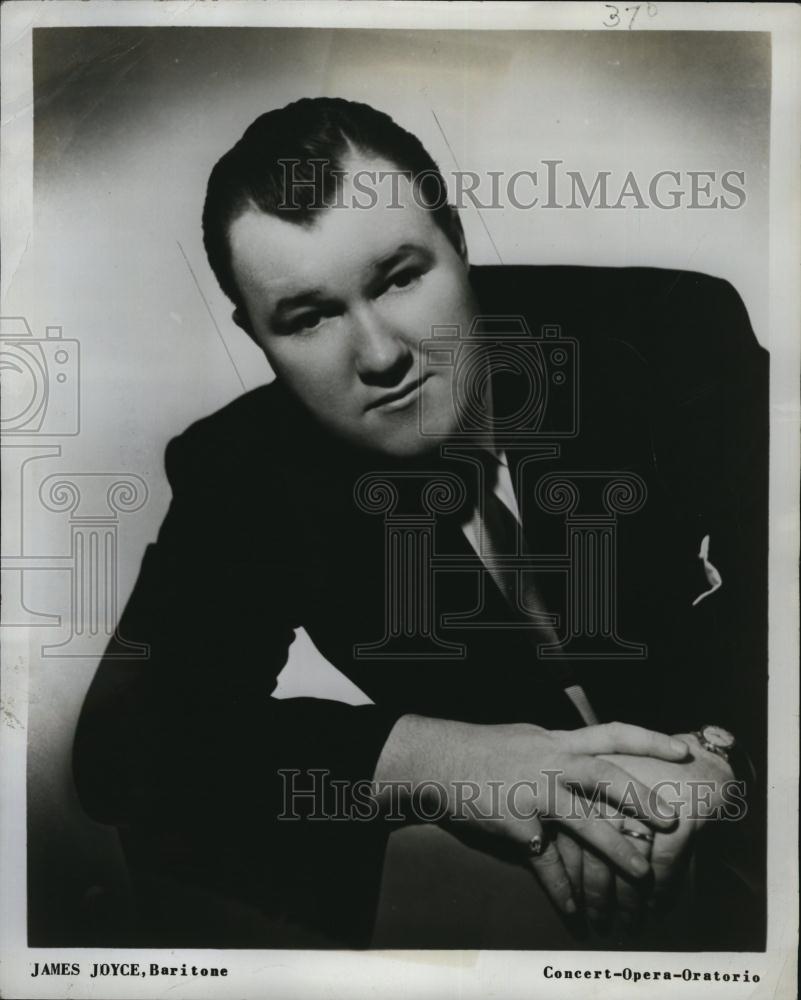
[370,242,433,279]
[272,288,329,319]
[270,242,433,321]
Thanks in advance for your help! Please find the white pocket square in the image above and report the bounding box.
[692,533,723,606]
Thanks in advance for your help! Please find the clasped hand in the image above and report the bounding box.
[428,720,691,918]
[376,716,734,924]
[550,732,734,928]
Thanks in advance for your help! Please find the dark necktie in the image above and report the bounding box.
[474,455,599,726]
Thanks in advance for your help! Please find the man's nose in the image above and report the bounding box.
[351,306,413,386]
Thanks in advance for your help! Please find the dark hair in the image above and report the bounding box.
[202,97,461,309]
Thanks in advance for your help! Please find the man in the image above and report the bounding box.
[73,98,767,949]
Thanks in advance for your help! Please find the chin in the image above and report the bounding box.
[368,434,442,459]
[346,409,451,458]
[347,422,444,460]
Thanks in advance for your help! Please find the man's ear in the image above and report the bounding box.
[232,306,255,340]
[446,205,468,265]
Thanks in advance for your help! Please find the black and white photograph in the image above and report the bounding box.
[1,2,798,998]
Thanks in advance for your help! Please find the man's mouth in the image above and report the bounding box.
[366,375,429,413]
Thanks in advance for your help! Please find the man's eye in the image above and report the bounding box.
[292,312,323,332]
[388,268,421,291]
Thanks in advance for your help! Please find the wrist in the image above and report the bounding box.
[372,714,474,817]
[676,732,735,776]
[669,733,736,826]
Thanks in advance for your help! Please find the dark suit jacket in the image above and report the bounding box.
[73,265,768,947]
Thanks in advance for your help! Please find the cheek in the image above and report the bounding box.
[264,341,355,412]
[412,270,474,337]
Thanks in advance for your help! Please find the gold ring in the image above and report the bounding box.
[527,833,546,856]
[621,828,654,844]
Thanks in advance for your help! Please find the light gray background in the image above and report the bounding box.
[13,26,769,942]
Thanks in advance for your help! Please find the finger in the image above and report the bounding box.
[557,808,653,881]
[496,806,578,916]
[581,846,614,922]
[529,840,578,916]
[615,820,653,924]
[558,722,688,761]
[566,757,679,829]
[648,830,693,910]
[555,831,583,900]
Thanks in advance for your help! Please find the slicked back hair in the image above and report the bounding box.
[202,97,461,311]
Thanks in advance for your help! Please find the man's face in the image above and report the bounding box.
[228,153,479,456]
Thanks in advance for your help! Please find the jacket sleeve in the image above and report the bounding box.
[72,423,404,831]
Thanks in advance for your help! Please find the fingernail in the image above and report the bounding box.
[565,898,577,914]
[670,738,689,756]
[630,854,650,876]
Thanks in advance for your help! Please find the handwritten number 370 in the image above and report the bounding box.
[603,4,658,29]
